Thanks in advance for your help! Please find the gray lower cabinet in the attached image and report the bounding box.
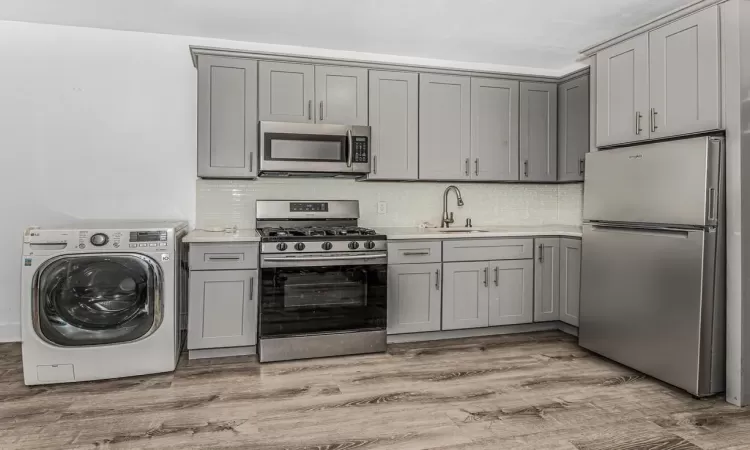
[387,263,441,334]
[534,238,560,322]
[595,34,650,147]
[520,82,558,182]
[559,238,582,326]
[470,77,520,181]
[368,71,419,180]
[315,65,368,125]
[197,56,258,178]
[442,261,490,330]
[419,74,471,180]
[188,269,258,350]
[258,61,315,123]
[558,75,589,182]
[648,5,720,139]
[488,260,534,326]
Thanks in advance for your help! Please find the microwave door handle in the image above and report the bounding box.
[346,129,353,168]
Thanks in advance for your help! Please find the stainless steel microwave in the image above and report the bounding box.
[259,121,371,177]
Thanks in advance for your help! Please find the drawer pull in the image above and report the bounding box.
[402,251,430,256]
[207,255,242,261]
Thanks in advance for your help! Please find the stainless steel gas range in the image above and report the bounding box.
[256,200,387,363]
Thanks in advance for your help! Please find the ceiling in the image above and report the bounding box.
[0,0,696,72]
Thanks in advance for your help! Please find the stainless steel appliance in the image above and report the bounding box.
[256,200,387,362]
[259,121,371,176]
[580,135,725,397]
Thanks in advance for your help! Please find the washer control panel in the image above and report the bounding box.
[72,229,169,250]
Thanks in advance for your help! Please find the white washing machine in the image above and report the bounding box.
[21,220,188,385]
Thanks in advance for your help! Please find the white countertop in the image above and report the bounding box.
[375,225,582,240]
[183,229,260,243]
[184,225,581,244]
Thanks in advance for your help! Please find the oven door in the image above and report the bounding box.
[259,121,370,174]
[259,253,386,338]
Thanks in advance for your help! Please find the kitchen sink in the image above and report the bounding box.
[435,228,488,233]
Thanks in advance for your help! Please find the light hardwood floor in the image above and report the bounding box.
[1,331,748,449]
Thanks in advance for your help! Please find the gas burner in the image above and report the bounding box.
[259,226,379,239]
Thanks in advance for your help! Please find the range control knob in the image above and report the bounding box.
[348,241,360,250]
[294,242,306,251]
[90,233,109,247]
[321,242,333,250]
[276,243,288,251]
[364,241,376,250]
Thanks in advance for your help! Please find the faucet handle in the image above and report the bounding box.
[449,212,454,223]
[465,218,472,228]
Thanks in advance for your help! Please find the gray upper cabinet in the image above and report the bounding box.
[368,71,419,180]
[520,82,558,182]
[559,238,582,327]
[197,56,258,178]
[595,34,650,147]
[387,263,441,334]
[648,6,720,139]
[258,61,314,123]
[188,269,258,350]
[534,238,560,322]
[419,74,471,180]
[315,65,368,125]
[470,78,520,181]
[442,261,490,330]
[558,75,590,182]
[488,260,534,326]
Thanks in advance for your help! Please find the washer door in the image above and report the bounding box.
[35,254,162,346]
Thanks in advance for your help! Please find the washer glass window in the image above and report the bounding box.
[35,254,161,346]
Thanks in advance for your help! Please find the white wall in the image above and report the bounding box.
[0,22,200,341]
[196,179,583,230]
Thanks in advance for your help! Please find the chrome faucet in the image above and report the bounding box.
[442,185,464,228]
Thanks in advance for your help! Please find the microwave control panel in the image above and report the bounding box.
[352,136,369,163]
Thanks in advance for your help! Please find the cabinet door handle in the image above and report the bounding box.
[651,108,658,132]
[579,158,584,176]
[249,277,254,301]
[435,269,440,290]
[494,266,499,286]
[373,155,378,175]
[538,244,544,263]
[523,160,529,178]
[320,101,324,121]
[465,158,470,176]
[308,100,312,120]
[635,111,642,135]
[475,158,479,176]
[249,151,253,173]
[483,267,488,287]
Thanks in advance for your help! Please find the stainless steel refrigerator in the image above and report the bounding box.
[580,135,725,397]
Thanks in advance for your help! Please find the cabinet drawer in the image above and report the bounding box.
[189,243,258,270]
[443,238,533,262]
[388,241,442,264]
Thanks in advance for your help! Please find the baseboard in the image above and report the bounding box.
[0,323,21,343]
[188,346,256,360]
[556,321,579,337]
[387,322,558,344]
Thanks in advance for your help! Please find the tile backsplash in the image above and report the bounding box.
[196,179,583,229]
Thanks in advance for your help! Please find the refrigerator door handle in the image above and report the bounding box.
[707,188,717,221]
[590,223,691,238]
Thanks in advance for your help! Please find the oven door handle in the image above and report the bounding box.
[264,253,387,262]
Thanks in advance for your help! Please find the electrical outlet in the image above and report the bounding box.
[377,201,387,215]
